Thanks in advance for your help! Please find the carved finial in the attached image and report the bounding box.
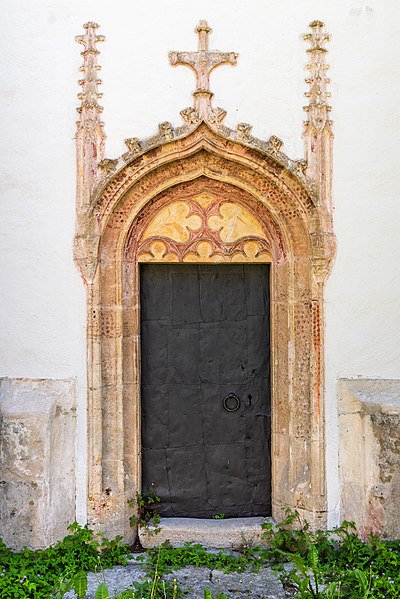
[76,21,106,195]
[302,20,332,133]
[75,21,106,182]
[169,21,238,119]
[302,20,333,208]
[76,22,105,116]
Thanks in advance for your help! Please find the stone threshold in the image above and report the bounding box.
[139,516,271,549]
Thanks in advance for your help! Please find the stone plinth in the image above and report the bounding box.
[339,379,400,539]
[0,378,76,549]
[139,516,267,549]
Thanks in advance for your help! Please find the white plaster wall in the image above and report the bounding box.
[1,0,399,526]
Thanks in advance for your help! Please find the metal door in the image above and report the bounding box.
[140,263,271,517]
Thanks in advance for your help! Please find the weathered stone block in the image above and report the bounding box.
[0,378,76,549]
[339,378,400,539]
[339,412,365,483]
[139,516,265,549]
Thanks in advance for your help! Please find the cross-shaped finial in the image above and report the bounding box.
[169,20,238,119]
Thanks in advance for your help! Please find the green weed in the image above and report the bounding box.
[260,509,400,598]
[203,589,229,599]
[2,512,400,598]
[128,488,161,535]
[143,541,250,577]
[0,523,131,599]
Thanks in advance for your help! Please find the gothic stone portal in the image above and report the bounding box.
[83,142,334,540]
[76,21,335,540]
[140,264,271,517]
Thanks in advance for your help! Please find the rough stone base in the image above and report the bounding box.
[339,378,400,539]
[165,565,285,598]
[0,377,76,550]
[139,517,267,549]
[64,558,285,599]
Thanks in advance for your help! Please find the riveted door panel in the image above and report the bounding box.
[140,263,271,517]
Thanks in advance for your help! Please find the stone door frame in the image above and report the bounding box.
[78,124,335,540]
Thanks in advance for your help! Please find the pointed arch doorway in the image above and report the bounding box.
[132,180,275,519]
[83,155,333,541]
[137,184,273,516]
[74,21,335,541]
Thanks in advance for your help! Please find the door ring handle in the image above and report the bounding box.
[223,393,241,412]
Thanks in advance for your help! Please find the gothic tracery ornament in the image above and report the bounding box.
[137,194,272,263]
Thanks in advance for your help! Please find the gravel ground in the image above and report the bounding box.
[63,554,286,598]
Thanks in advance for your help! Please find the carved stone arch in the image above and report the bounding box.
[83,123,334,539]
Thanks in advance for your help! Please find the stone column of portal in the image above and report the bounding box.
[303,21,334,522]
[303,21,333,213]
[74,23,107,513]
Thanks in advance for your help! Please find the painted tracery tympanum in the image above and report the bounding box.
[75,20,335,540]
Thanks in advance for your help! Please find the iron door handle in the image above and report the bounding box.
[222,393,241,412]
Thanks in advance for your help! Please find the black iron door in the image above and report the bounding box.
[140,264,271,517]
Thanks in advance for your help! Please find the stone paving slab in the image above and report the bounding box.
[165,565,286,598]
[64,557,286,598]
[63,560,144,598]
[140,517,269,549]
